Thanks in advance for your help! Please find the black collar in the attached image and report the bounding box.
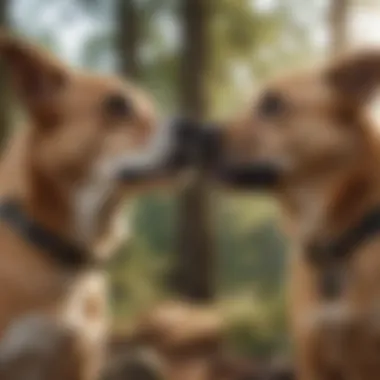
[307,206,380,299]
[0,200,96,270]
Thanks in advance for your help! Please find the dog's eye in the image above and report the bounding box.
[103,93,133,119]
[257,91,286,119]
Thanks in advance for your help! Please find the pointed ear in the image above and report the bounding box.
[0,33,69,124]
[326,50,380,104]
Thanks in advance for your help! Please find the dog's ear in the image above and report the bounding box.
[326,50,380,104]
[0,33,69,126]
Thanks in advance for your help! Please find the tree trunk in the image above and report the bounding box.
[173,0,215,302]
[115,0,140,79]
[329,0,349,55]
[0,0,11,149]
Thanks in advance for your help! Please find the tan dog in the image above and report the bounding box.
[0,33,180,380]
[212,51,380,379]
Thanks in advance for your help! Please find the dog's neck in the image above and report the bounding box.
[0,129,127,259]
[280,136,380,250]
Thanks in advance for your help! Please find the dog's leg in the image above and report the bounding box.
[0,314,82,380]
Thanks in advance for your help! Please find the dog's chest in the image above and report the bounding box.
[0,225,109,345]
[0,232,68,333]
[302,301,380,377]
[295,240,380,377]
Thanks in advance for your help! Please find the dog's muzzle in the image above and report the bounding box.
[168,118,281,189]
[116,118,281,189]
[166,117,222,170]
[115,118,221,183]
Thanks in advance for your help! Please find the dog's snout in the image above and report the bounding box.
[199,124,224,166]
[168,118,224,170]
[172,117,200,147]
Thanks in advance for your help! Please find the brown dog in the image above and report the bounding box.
[212,51,380,379]
[0,33,182,380]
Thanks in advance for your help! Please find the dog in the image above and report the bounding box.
[208,50,380,379]
[0,33,187,380]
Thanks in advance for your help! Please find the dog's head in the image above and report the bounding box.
[0,33,184,196]
[211,51,380,190]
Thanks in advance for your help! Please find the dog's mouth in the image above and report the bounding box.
[169,119,282,190]
[216,161,281,190]
[114,118,282,190]
[112,118,218,185]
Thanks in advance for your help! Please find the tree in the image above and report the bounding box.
[173,0,215,302]
[115,0,140,79]
[329,0,349,55]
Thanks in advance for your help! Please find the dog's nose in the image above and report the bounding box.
[168,118,224,170]
[200,123,224,167]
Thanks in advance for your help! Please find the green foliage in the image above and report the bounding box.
[217,212,288,296]
[221,291,289,357]
[108,235,168,320]
[134,194,177,255]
